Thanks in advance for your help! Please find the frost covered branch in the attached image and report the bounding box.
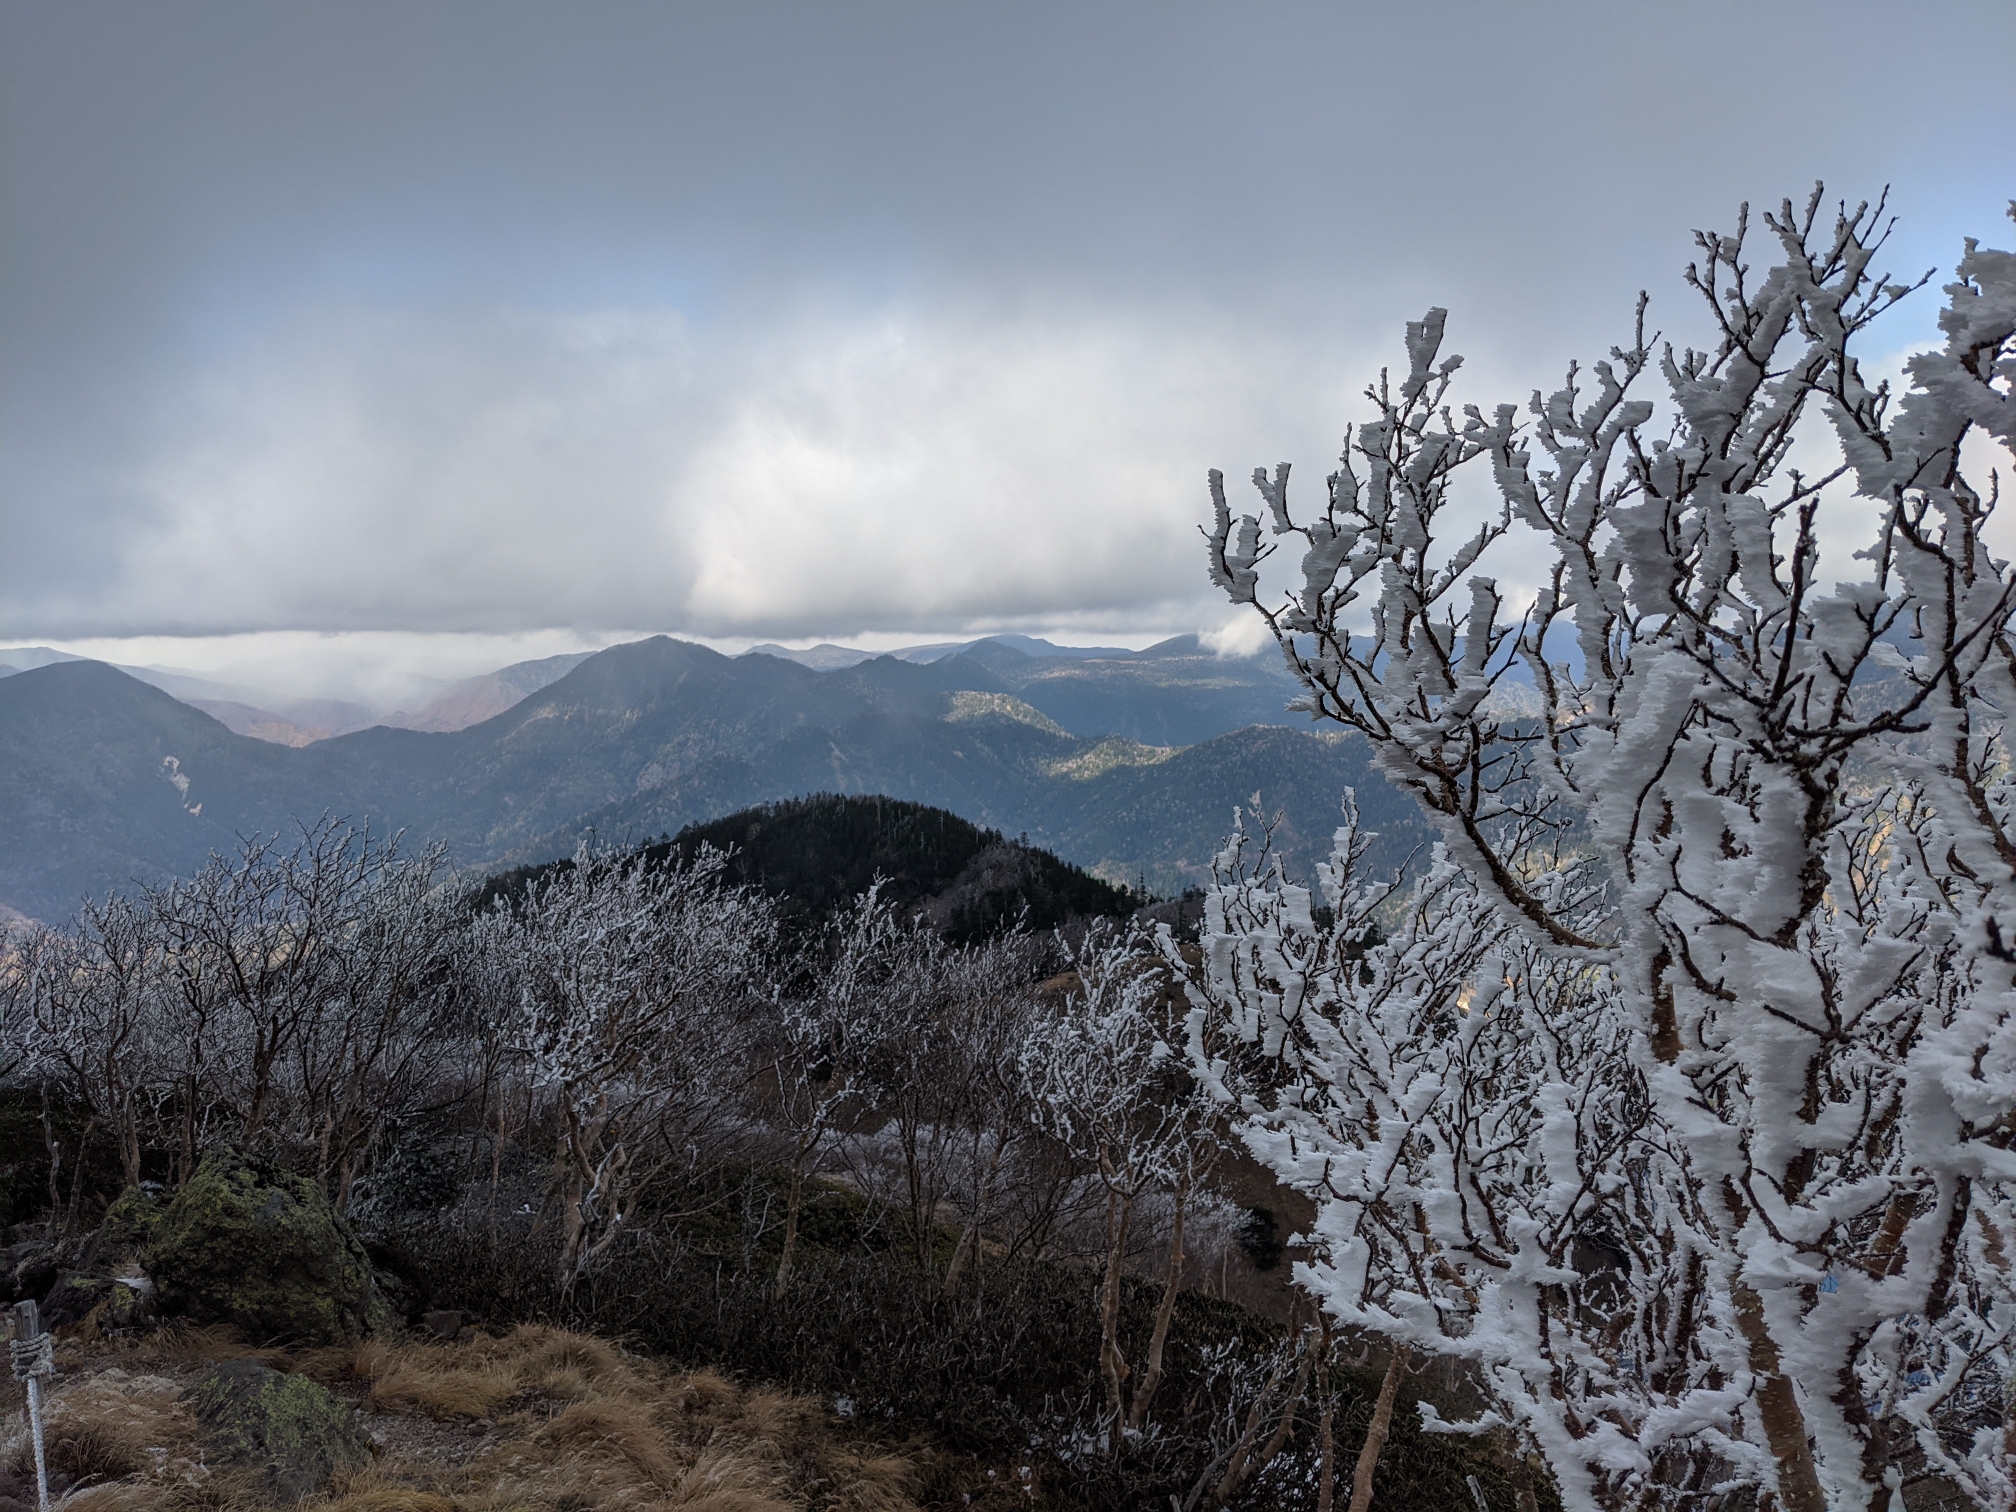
[1206,192,2016,1511]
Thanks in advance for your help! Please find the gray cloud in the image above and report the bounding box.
[47,298,1372,639]
[3,0,2011,648]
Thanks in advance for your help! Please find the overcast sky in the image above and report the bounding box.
[3,1,2011,698]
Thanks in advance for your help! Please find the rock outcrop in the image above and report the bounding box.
[146,1148,393,1344]
[188,1360,372,1501]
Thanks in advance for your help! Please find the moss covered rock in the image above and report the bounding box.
[188,1360,371,1501]
[38,1271,112,1328]
[102,1275,155,1331]
[81,1182,165,1271]
[148,1149,393,1345]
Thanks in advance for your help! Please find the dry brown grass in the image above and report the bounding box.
[17,1323,922,1512]
[121,1321,295,1371]
[314,1488,460,1512]
[539,1396,682,1480]
[0,1364,209,1506]
[59,1488,165,1512]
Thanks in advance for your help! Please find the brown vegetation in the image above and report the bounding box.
[0,1324,923,1512]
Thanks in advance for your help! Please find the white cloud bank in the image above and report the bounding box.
[31,297,1387,649]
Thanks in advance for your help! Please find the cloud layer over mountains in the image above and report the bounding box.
[3,2,2010,653]
[65,303,1355,641]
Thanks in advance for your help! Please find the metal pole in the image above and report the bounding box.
[11,1300,49,1512]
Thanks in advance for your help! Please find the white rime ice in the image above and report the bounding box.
[1022,924,1222,1452]
[477,843,777,1293]
[1199,191,2016,1511]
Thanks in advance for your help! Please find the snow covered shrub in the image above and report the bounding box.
[1203,191,2016,1510]
[476,842,778,1291]
[1022,922,1223,1452]
[1175,805,1642,1511]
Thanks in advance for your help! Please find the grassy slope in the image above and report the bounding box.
[5,1323,938,1511]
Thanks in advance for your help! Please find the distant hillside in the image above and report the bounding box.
[0,662,311,918]
[186,699,339,747]
[378,651,595,733]
[0,647,85,673]
[744,633,1307,746]
[478,793,1138,942]
[0,638,1422,922]
[747,633,1138,669]
[0,647,381,743]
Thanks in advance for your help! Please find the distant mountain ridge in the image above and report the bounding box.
[745,633,1139,668]
[5,633,1300,749]
[0,637,1417,923]
[0,646,379,743]
[377,652,596,733]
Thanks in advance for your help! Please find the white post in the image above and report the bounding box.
[11,1299,50,1512]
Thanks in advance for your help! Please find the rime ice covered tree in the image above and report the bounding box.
[1206,193,2016,1510]
[24,894,164,1197]
[480,843,777,1291]
[1022,924,1221,1452]
[1175,806,1663,1512]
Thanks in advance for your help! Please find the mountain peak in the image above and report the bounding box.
[743,643,877,671]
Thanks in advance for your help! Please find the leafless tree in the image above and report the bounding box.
[477,843,777,1292]
[25,894,163,1194]
[759,884,902,1293]
[1022,922,1222,1451]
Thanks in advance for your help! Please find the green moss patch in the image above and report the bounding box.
[147,1148,392,1345]
[188,1359,370,1502]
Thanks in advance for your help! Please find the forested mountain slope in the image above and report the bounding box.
[0,638,1419,920]
[481,792,1140,942]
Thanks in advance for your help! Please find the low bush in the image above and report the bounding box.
[401,1211,1536,1512]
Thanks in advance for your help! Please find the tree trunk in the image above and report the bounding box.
[1734,1283,1826,1512]
[314,1111,340,1199]
[243,1032,276,1143]
[38,1087,63,1227]
[1098,1181,1132,1454]
[898,1111,935,1273]
[1347,1342,1409,1512]
[178,1079,197,1185]
[555,1115,597,1294]
[116,1110,141,1192]
[941,1222,976,1297]
[1316,1320,1336,1512]
[775,1145,809,1295]
[108,1077,141,1192]
[1213,1321,1315,1507]
[333,1133,368,1216]
[1126,1176,1188,1430]
[65,1115,98,1232]
[942,1134,1009,1297]
[556,1172,588,1292]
